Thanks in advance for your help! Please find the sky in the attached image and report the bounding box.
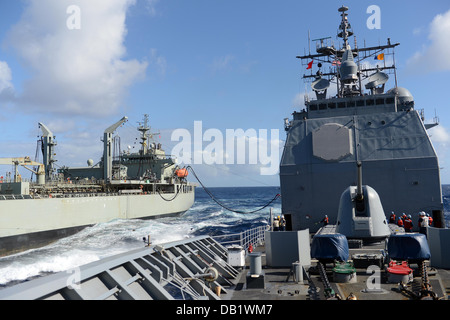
[0,0,450,187]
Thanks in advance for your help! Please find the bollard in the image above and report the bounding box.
[249,252,262,275]
[292,261,303,283]
[246,252,265,289]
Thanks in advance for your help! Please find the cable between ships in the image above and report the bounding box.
[186,165,280,214]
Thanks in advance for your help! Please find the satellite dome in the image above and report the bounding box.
[87,159,94,166]
[387,87,414,106]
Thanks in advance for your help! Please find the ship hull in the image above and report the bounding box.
[0,189,195,257]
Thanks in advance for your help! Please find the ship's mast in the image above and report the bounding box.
[138,114,150,155]
[296,6,400,103]
[337,6,353,48]
[336,6,359,97]
[137,114,161,155]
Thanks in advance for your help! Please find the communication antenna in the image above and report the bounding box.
[365,71,389,94]
[311,77,331,100]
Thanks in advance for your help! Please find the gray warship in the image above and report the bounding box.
[0,6,449,302]
[279,6,444,233]
[0,115,195,257]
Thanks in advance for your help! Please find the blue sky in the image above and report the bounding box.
[0,0,450,187]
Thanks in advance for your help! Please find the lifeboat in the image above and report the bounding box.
[175,168,189,178]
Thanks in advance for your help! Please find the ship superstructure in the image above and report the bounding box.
[0,115,195,257]
[280,6,444,232]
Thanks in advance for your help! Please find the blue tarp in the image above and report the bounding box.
[311,233,349,262]
[388,233,431,260]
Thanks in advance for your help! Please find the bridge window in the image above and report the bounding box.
[385,97,395,104]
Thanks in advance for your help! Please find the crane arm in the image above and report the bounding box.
[0,157,45,175]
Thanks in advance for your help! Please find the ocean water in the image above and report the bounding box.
[0,186,281,287]
[0,185,448,288]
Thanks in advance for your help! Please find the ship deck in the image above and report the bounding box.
[221,226,450,301]
[222,245,450,301]
[0,229,448,302]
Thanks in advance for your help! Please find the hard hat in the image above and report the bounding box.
[408,215,411,218]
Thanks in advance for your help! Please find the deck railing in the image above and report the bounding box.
[212,225,269,251]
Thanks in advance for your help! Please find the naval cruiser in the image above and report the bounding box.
[280,6,445,233]
[0,115,195,257]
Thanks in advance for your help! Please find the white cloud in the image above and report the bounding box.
[292,92,304,108]
[429,125,450,146]
[406,9,450,74]
[211,54,234,72]
[149,48,167,76]
[145,0,160,17]
[0,61,13,92]
[5,0,148,116]
[428,124,450,183]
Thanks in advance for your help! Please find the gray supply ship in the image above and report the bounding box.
[0,115,195,257]
[0,6,449,302]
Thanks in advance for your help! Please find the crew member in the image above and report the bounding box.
[397,217,404,228]
[401,213,407,223]
[427,213,433,227]
[389,211,396,224]
[418,211,429,236]
[321,215,329,226]
[280,215,286,231]
[404,215,413,233]
[273,216,280,231]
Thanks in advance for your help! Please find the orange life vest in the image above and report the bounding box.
[404,218,413,230]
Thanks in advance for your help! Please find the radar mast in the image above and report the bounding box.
[296,6,400,101]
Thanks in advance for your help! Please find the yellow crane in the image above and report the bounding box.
[0,156,46,185]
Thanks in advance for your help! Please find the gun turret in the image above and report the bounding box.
[356,161,363,202]
[355,161,365,213]
[336,160,390,241]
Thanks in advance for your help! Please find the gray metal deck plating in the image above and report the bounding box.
[1,227,449,301]
[0,236,239,300]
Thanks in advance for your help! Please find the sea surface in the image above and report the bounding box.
[0,185,449,288]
